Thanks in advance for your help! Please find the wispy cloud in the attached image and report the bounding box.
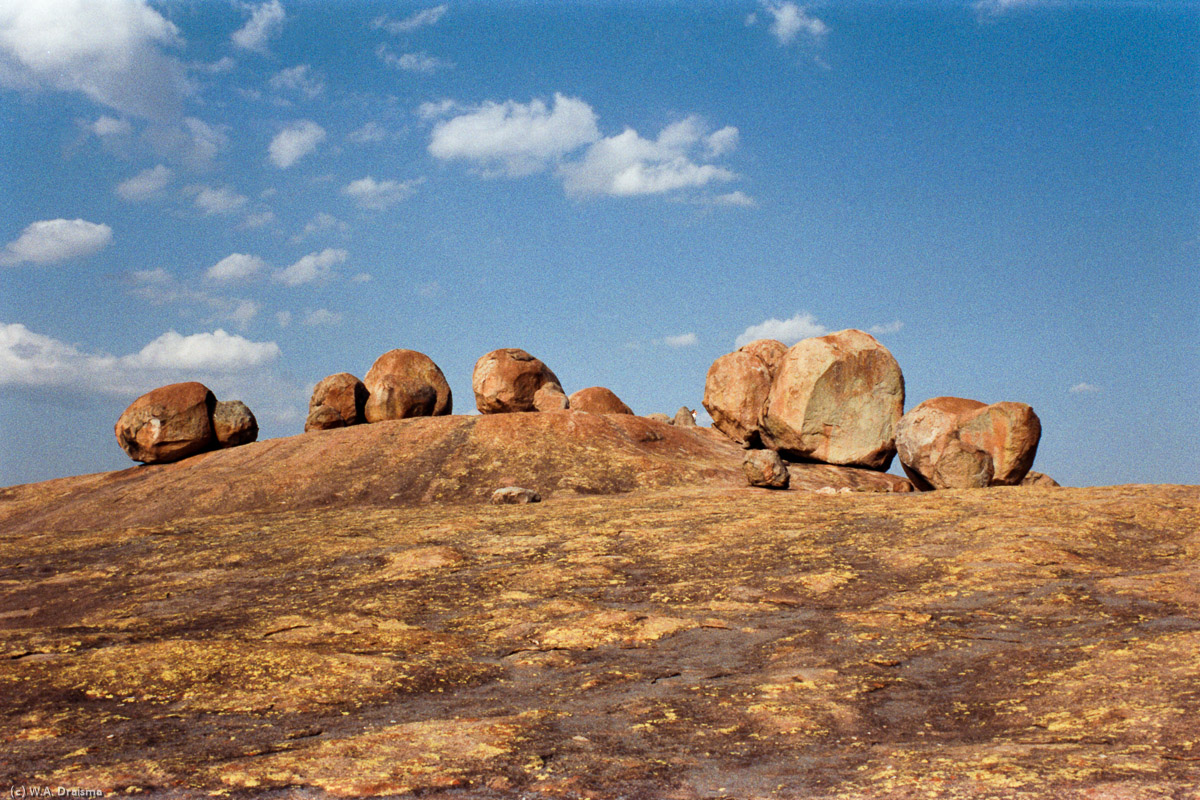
[128,268,259,328]
[269,65,324,99]
[867,320,904,336]
[268,120,326,168]
[377,46,452,73]
[292,212,348,243]
[1069,382,1102,394]
[232,0,285,52]
[662,332,698,348]
[0,219,113,266]
[342,176,422,209]
[735,312,827,347]
[974,0,1039,17]
[274,248,347,286]
[116,164,173,201]
[373,5,448,34]
[187,185,248,215]
[205,253,267,282]
[301,308,342,327]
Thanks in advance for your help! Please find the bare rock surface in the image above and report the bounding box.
[762,329,905,470]
[363,349,452,422]
[1,469,1196,798]
[743,449,789,488]
[307,372,367,430]
[473,348,563,414]
[113,381,216,464]
[211,400,257,448]
[568,386,633,415]
[702,350,774,446]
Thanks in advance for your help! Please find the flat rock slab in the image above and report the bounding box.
[1,482,1197,798]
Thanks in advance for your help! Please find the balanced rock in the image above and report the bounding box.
[533,383,570,412]
[115,382,216,464]
[212,400,258,448]
[473,348,563,414]
[674,407,697,427]
[761,329,904,470]
[737,338,788,378]
[743,449,789,489]
[896,396,1041,490]
[1022,471,1061,488]
[490,486,541,505]
[703,351,774,447]
[363,349,452,422]
[568,387,633,415]
[307,373,367,431]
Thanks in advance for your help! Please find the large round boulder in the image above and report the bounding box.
[115,382,216,464]
[761,329,905,470]
[307,372,367,431]
[472,348,563,414]
[896,396,1042,490]
[737,338,788,378]
[212,400,258,448]
[363,349,452,423]
[702,351,774,447]
[569,386,633,415]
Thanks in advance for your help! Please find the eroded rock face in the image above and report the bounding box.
[896,396,1041,490]
[473,348,563,414]
[307,373,367,431]
[743,449,789,489]
[212,400,258,448]
[363,350,452,423]
[703,351,774,447]
[115,382,216,464]
[762,330,904,470]
[568,387,633,415]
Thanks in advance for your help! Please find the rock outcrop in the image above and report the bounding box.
[472,348,563,414]
[306,373,367,431]
[743,449,789,488]
[674,407,697,427]
[896,396,1041,490]
[702,350,775,446]
[212,400,258,448]
[363,350,452,422]
[568,387,633,415]
[114,382,217,464]
[762,329,904,470]
[1022,470,1061,487]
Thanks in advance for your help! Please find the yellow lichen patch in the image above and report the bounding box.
[370,545,465,582]
[538,610,697,650]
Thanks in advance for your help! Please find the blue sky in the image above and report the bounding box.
[1,0,1197,488]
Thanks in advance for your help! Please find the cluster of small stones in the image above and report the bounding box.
[114,382,258,465]
[704,329,1045,491]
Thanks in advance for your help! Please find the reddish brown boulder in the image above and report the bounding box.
[702,351,773,447]
[305,405,345,432]
[896,396,1042,490]
[737,338,788,378]
[743,449,789,489]
[212,400,258,448]
[674,407,697,427]
[1022,471,1061,487]
[533,383,569,412]
[363,350,452,423]
[568,387,633,415]
[307,373,367,430]
[761,330,905,470]
[472,348,563,414]
[114,382,216,464]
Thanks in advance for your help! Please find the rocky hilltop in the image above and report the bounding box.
[1,413,1197,798]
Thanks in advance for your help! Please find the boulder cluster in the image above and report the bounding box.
[704,329,1043,490]
[115,382,257,464]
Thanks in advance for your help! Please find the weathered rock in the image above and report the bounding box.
[363,350,452,422]
[305,405,345,432]
[114,382,216,464]
[568,387,633,415]
[737,338,788,378]
[472,348,563,414]
[533,383,569,412]
[762,329,904,470]
[703,351,774,446]
[897,396,1041,490]
[307,373,367,429]
[490,486,541,505]
[674,407,697,427]
[645,413,672,424]
[1022,471,1061,487]
[212,400,258,448]
[743,449,789,489]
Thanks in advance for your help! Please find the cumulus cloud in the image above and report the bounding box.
[761,2,828,45]
[710,190,756,207]
[377,46,452,73]
[232,0,285,52]
[268,119,325,168]
[0,219,113,266]
[373,5,447,34]
[274,248,346,286]
[188,185,248,215]
[429,94,601,176]
[663,332,698,348]
[115,164,172,201]
[206,253,267,282]
[735,312,828,347]
[1069,382,1102,394]
[0,0,189,121]
[342,176,422,209]
[0,322,279,394]
[269,64,323,99]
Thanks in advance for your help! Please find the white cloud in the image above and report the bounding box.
[762,2,828,45]
[0,0,189,121]
[377,46,452,73]
[189,185,248,215]
[373,5,447,34]
[417,99,462,120]
[0,219,113,266]
[342,176,422,209]
[735,312,828,347]
[711,190,756,207]
[429,93,601,177]
[704,126,740,157]
[193,55,235,74]
[867,320,904,336]
[350,272,372,283]
[275,310,291,328]
[240,209,276,230]
[91,115,132,137]
[206,253,267,282]
[561,116,738,197]
[128,268,260,328]
[974,0,1038,16]
[232,0,285,52]
[301,308,342,327]
[292,212,348,242]
[115,164,172,201]
[268,119,325,168]
[143,117,229,169]
[274,248,346,286]
[0,322,279,394]
[269,64,323,99]
[348,121,388,143]
[663,332,698,348]
[1069,382,1102,394]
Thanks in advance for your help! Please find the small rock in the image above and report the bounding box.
[743,450,789,489]
[490,486,542,505]
[1022,471,1061,487]
[645,413,672,424]
[305,405,345,431]
[674,407,697,427]
[815,486,838,495]
[568,386,633,415]
[212,400,258,448]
